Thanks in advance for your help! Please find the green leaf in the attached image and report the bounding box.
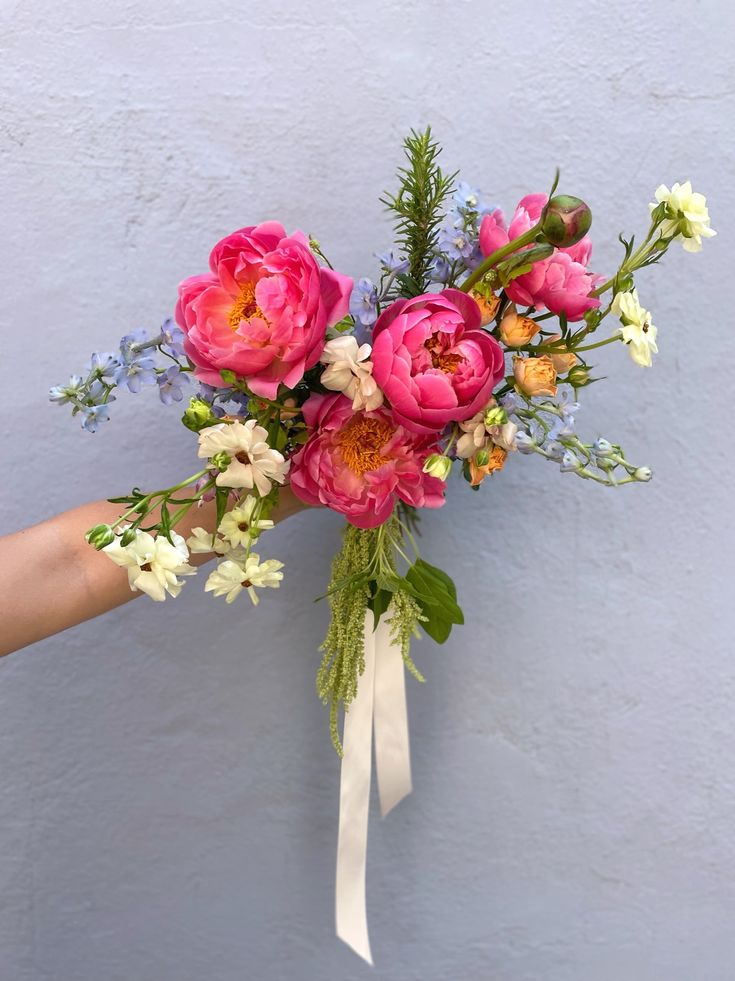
[368,586,393,630]
[405,559,464,645]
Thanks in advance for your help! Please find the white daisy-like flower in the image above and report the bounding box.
[186,526,230,555]
[103,529,195,601]
[320,336,384,411]
[651,181,716,253]
[204,553,284,605]
[218,496,274,548]
[198,420,289,496]
[612,289,659,367]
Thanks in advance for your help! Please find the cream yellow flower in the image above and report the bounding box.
[204,553,284,605]
[103,529,195,602]
[651,181,716,253]
[218,496,274,548]
[320,336,384,411]
[611,289,658,367]
[198,420,289,495]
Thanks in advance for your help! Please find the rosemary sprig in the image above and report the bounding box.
[380,126,456,297]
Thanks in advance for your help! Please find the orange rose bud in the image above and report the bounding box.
[513,355,558,396]
[471,289,501,327]
[542,333,577,374]
[469,445,507,486]
[499,305,541,347]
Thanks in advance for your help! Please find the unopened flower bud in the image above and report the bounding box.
[474,448,490,467]
[634,466,653,482]
[422,453,452,481]
[211,451,232,472]
[541,195,592,248]
[182,396,216,433]
[86,523,116,550]
[120,527,139,547]
[593,438,614,457]
[567,364,592,388]
[515,431,537,454]
[560,450,582,472]
[483,404,508,427]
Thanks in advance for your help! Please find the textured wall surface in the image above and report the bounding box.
[1,1,733,978]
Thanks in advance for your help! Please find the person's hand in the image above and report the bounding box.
[0,485,310,658]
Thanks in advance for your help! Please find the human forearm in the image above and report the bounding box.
[0,486,306,658]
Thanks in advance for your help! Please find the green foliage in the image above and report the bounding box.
[405,558,464,644]
[381,127,456,297]
[316,514,464,753]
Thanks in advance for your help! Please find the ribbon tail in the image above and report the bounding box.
[373,614,412,817]
[335,611,375,965]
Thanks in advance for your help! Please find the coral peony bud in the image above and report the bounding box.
[541,195,592,248]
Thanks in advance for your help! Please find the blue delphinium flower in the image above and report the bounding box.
[430,255,453,284]
[88,352,120,380]
[115,329,157,393]
[114,355,158,394]
[560,450,581,473]
[454,181,483,212]
[349,278,379,327]
[437,220,475,261]
[375,250,409,275]
[514,431,537,454]
[49,376,84,405]
[160,318,186,359]
[157,365,189,405]
[454,180,497,217]
[118,328,149,365]
[80,403,112,433]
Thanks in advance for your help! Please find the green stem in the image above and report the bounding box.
[459,224,542,294]
[111,468,209,530]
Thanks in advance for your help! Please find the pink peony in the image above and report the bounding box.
[479,195,600,321]
[370,289,505,436]
[289,393,446,528]
[175,222,352,399]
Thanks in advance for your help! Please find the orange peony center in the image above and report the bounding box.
[229,282,266,330]
[425,334,464,373]
[338,416,394,475]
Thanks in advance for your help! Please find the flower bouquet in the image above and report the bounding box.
[51,128,714,962]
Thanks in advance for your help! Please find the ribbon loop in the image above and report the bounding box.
[335,612,412,965]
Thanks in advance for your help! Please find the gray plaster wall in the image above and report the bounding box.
[1,1,733,978]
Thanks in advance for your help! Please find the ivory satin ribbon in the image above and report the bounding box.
[335,612,412,965]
